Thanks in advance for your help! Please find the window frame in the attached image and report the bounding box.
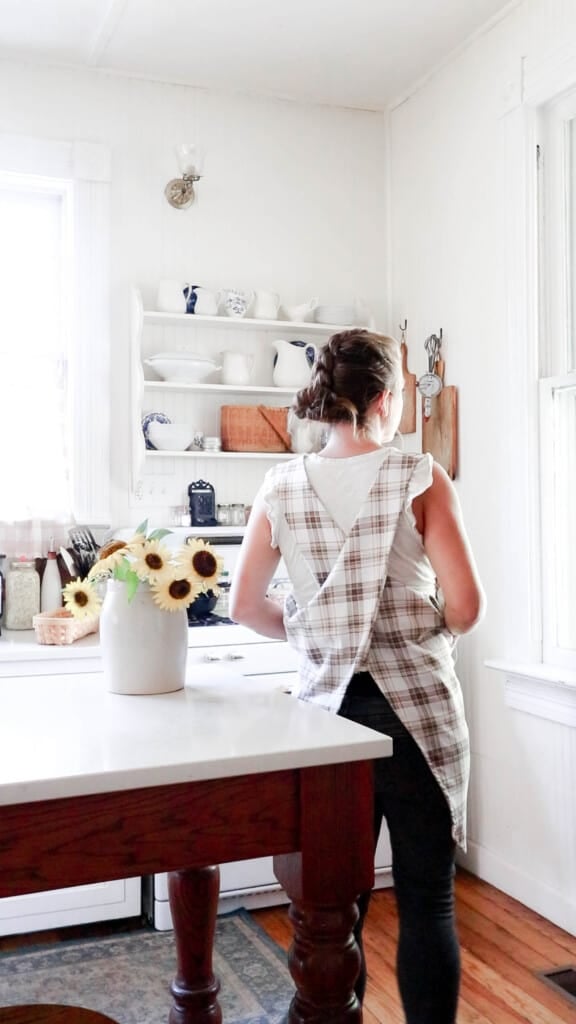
[0,134,111,525]
[537,90,576,670]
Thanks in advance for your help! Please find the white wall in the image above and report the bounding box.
[388,0,576,934]
[0,59,388,526]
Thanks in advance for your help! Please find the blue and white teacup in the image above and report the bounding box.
[219,289,254,318]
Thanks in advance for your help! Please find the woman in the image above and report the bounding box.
[229,329,485,1024]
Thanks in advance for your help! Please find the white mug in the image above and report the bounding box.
[156,279,187,313]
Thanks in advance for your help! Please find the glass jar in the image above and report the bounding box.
[230,503,246,526]
[5,559,41,630]
[217,504,233,526]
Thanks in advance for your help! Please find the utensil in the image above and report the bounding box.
[398,321,417,435]
[68,526,99,576]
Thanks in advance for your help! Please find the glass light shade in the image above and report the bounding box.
[175,143,204,178]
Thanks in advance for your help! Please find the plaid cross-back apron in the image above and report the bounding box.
[266,449,470,849]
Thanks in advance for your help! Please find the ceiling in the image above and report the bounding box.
[0,0,513,111]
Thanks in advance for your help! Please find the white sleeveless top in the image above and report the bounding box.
[263,447,435,606]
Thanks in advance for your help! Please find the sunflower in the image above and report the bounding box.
[130,538,174,584]
[151,575,201,612]
[177,539,223,589]
[62,580,101,620]
[88,547,128,579]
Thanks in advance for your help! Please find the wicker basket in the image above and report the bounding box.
[220,405,292,453]
[33,608,99,646]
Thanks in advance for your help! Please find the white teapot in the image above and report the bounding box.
[272,339,317,389]
[253,290,280,320]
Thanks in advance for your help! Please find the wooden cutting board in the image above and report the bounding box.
[399,341,417,435]
[421,359,458,479]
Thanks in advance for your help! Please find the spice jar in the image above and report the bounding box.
[5,558,41,630]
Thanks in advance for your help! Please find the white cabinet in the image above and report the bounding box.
[130,287,338,501]
[0,880,141,938]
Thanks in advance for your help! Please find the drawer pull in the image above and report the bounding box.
[202,654,221,662]
[224,652,244,661]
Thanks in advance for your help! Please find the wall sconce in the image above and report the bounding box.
[165,143,205,209]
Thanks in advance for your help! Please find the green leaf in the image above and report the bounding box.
[148,528,173,541]
[125,570,140,602]
[113,558,131,582]
[135,518,149,537]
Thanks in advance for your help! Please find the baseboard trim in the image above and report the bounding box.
[458,841,576,937]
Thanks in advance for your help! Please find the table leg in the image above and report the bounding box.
[285,896,362,1023]
[274,761,375,1023]
[168,865,222,1024]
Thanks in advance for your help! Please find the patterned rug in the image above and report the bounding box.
[0,910,293,1024]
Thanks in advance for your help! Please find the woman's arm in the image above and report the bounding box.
[412,463,486,635]
[229,494,286,639]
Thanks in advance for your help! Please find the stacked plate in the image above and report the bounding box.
[314,305,356,326]
[203,436,222,452]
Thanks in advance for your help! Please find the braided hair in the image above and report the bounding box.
[293,329,402,434]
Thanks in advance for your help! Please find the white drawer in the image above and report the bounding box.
[187,641,298,676]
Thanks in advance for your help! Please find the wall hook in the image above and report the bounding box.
[399,319,407,333]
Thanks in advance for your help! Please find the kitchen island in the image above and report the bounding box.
[0,665,391,1022]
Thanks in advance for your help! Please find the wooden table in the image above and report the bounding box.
[0,668,392,1023]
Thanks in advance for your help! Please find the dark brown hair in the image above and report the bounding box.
[293,329,402,432]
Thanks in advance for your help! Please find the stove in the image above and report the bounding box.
[187,610,234,627]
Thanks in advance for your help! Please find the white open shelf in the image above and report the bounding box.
[146,449,295,461]
[143,380,295,396]
[143,310,350,332]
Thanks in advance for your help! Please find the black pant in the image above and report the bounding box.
[338,672,460,1024]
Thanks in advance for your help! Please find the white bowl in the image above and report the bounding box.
[147,422,194,451]
[145,353,221,383]
[280,300,318,322]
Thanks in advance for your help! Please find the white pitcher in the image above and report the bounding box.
[272,339,317,388]
[253,290,280,320]
[221,350,254,385]
[193,287,219,316]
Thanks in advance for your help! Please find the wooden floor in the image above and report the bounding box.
[1,870,575,1022]
[252,869,576,1024]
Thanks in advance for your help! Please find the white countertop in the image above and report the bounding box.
[0,623,280,666]
[0,665,392,806]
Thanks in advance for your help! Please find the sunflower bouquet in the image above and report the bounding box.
[63,520,224,620]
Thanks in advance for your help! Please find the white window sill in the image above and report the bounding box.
[486,659,576,727]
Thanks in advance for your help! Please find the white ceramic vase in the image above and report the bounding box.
[100,580,188,695]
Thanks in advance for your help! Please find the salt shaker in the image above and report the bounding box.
[5,558,41,630]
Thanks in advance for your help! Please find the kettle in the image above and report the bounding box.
[272,339,317,389]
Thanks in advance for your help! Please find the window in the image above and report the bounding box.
[0,175,72,521]
[0,134,111,537]
[538,91,576,669]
